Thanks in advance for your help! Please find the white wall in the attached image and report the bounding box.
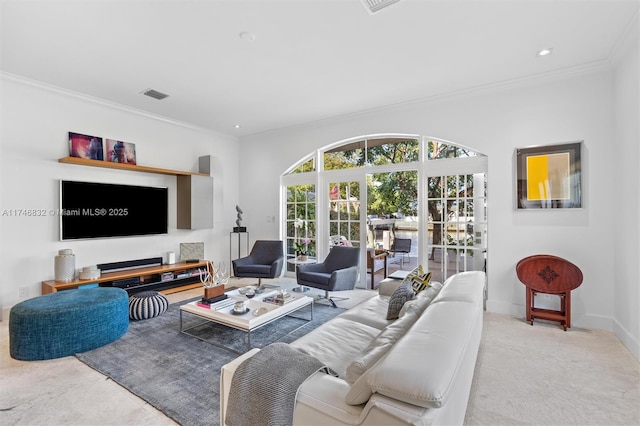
[239,68,632,342]
[0,75,240,313]
[612,20,639,359]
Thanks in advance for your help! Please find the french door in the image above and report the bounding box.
[424,158,487,284]
[328,180,361,247]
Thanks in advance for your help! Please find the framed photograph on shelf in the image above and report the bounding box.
[68,132,103,160]
[515,141,582,209]
[106,139,137,165]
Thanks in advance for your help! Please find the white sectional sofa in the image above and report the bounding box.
[220,271,486,425]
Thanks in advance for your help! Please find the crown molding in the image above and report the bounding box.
[0,71,234,139]
[244,59,613,140]
[608,9,639,66]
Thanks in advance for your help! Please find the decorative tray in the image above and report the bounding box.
[230,308,250,315]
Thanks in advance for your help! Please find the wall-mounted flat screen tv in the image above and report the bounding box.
[60,180,168,240]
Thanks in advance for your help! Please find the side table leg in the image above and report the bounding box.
[565,291,571,330]
[526,287,533,325]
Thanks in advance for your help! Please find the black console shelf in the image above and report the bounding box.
[108,274,205,294]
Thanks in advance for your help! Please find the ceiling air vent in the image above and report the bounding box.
[141,88,170,100]
[360,0,401,14]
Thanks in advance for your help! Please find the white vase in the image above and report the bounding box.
[55,249,76,282]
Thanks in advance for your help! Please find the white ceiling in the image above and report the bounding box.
[1,0,638,137]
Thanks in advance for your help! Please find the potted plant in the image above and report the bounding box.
[293,217,315,261]
[294,237,313,261]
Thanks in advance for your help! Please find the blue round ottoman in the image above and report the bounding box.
[128,290,169,320]
[9,287,129,361]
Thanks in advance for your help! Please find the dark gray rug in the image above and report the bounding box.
[76,298,344,426]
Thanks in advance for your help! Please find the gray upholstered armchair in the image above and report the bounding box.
[296,246,360,307]
[232,240,284,287]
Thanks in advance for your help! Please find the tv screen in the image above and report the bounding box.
[60,180,168,240]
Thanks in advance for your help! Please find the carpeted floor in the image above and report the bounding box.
[2,280,637,426]
[75,297,345,426]
[464,312,639,425]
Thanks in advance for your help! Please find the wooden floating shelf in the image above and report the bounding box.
[58,157,209,177]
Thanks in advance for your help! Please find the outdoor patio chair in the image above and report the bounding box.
[390,238,411,268]
[366,248,388,290]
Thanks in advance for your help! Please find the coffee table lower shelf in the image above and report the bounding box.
[179,298,313,354]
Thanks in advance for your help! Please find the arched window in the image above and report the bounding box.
[281,135,487,289]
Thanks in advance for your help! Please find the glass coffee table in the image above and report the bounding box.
[179,288,313,354]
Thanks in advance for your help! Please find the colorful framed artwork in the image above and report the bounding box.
[106,139,137,165]
[68,132,104,160]
[515,141,582,209]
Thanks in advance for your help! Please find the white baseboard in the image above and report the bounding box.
[613,319,640,361]
[486,300,638,361]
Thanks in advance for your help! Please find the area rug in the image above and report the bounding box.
[76,298,344,426]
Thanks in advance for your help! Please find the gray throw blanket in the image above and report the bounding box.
[225,342,326,426]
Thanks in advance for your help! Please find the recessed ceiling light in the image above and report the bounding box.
[239,31,255,42]
[234,124,241,129]
[537,48,553,57]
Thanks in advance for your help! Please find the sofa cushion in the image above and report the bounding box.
[398,281,443,318]
[386,280,415,320]
[431,271,485,306]
[338,295,393,330]
[346,301,482,408]
[344,309,420,384]
[290,317,380,378]
[345,360,378,405]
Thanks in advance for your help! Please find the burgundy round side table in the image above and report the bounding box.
[516,254,583,331]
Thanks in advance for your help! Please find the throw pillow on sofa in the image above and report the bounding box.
[386,280,415,320]
[404,265,432,293]
[398,281,443,318]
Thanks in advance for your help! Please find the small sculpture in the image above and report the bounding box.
[199,260,217,288]
[234,205,246,232]
[200,260,227,301]
[235,205,243,227]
